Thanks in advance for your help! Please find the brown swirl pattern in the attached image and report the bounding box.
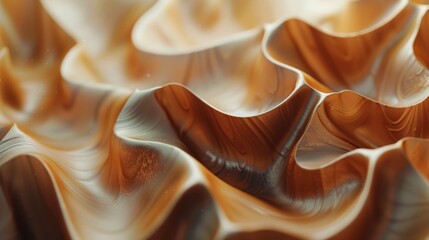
[1,0,429,239]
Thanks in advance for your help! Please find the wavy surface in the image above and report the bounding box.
[1,0,429,239]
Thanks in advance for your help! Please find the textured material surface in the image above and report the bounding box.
[1,0,429,239]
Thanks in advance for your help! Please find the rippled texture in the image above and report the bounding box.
[1,0,429,239]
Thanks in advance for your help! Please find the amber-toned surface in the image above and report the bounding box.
[1,0,429,239]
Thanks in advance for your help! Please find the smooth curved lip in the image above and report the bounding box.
[0,125,79,239]
[262,5,429,107]
[132,25,263,56]
[294,135,424,172]
[131,0,263,56]
[293,88,429,170]
[120,76,301,119]
[63,33,308,118]
[61,45,305,119]
[60,45,131,93]
[261,23,332,98]
[132,0,408,55]
[0,124,192,240]
[270,0,408,38]
[261,5,428,105]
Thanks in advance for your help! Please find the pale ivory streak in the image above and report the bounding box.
[1,0,429,239]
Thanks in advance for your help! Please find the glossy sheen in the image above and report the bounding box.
[1,0,429,239]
